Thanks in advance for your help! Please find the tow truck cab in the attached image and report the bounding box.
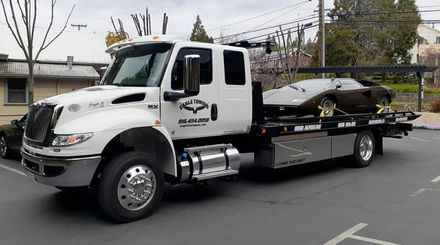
[20,35,418,222]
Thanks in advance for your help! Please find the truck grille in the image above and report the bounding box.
[25,105,54,142]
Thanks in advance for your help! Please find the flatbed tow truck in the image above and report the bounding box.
[21,35,419,222]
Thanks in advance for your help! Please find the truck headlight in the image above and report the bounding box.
[52,133,93,147]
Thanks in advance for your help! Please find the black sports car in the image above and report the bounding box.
[0,115,26,159]
[263,78,396,117]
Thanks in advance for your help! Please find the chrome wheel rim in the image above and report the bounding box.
[117,165,156,211]
[0,136,7,157]
[359,135,373,161]
[379,98,389,113]
[322,100,335,117]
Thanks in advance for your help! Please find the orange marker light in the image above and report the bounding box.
[262,128,266,135]
[284,127,288,132]
[154,119,161,125]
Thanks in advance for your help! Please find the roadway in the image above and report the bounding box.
[0,129,439,245]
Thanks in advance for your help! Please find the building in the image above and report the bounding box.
[409,25,440,84]
[0,23,111,124]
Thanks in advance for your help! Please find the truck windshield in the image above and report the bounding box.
[101,43,172,87]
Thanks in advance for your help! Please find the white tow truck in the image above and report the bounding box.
[21,35,419,222]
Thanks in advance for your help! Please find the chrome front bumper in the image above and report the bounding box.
[21,148,101,187]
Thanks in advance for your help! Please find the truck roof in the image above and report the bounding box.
[106,35,247,54]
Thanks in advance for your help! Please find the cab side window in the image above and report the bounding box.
[223,50,246,85]
[171,48,212,90]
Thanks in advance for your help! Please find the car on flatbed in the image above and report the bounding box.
[263,78,396,117]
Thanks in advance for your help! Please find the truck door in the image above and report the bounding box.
[217,49,252,135]
[161,47,218,139]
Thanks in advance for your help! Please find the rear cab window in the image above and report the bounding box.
[223,50,246,85]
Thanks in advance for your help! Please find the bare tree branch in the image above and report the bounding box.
[1,0,29,59]
[35,3,75,60]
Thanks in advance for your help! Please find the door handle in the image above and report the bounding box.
[211,103,218,121]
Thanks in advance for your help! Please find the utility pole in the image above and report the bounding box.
[71,24,87,30]
[318,0,325,78]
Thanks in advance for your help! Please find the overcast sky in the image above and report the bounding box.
[1,0,439,42]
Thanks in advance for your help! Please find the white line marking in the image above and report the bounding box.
[349,235,400,245]
[0,163,26,176]
[431,175,440,183]
[410,188,440,197]
[324,223,400,245]
[409,137,428,142]
[324,223,368,245]
[433,137,440,140]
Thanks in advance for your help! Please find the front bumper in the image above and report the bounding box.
[21,148,101,187]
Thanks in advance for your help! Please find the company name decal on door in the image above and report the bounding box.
[179,99,209,114]
[178,99,210,127]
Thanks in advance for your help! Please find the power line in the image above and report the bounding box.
[244,23,319,42]
[248,1,310,31]
[331,9,440,17]
[214,14,318,41]
[206,0,313,33]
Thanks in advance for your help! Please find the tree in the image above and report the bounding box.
[190,15,213,43]
[326,0,420,66]
[0,0,75,104]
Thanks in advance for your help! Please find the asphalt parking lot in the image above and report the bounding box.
[0,129,439,245]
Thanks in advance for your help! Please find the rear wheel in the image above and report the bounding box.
[378,97,390,113]
[320,97,336,117]
[0,135,10,159]
[98,152,164,223]
[352,130,375,168]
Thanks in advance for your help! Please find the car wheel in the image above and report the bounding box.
[0,135,10,159]
[378,97,390,113]
[320,97,336,117]
[98,152,164,223]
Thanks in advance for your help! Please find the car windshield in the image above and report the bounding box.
[101,43,172,87]
[289,79,332,91]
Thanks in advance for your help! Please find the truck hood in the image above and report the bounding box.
[38,85,160,112]
[35,85,161,133]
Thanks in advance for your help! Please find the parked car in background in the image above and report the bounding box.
[263,78,396,117]
[0,115,26,159]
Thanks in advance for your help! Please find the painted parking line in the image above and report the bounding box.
[0,163,26,176]
[410,187,440,197]
[431,174,440,183]
[409,137,428,142]
[324,223,400,245]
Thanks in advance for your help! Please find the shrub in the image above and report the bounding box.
[431,99,440,113]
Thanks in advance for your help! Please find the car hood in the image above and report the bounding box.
[263,86,322,105]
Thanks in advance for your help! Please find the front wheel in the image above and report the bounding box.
[351,130,375,168]
[0,135,10,159]
[98,152,164,223]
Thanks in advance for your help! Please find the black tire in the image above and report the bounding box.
[97,152,164,223]
[320,96,336,117]
[377,97,390,113]
[352,130,375,168]
[0,134,10,159]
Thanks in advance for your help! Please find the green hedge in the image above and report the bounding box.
[381,83,440,95]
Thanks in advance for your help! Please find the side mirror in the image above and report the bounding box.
[10,119,18,125]
[335,83,342,89]
[183,54,200,95]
